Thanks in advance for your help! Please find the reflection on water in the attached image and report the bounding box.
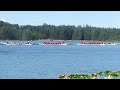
[0,50,10,55]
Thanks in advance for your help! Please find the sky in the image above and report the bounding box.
[0,11,120,28]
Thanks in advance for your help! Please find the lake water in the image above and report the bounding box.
[0,40,120,79]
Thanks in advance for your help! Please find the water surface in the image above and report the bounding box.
[0,41,120,79]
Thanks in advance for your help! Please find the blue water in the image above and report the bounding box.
[0,41,120,79]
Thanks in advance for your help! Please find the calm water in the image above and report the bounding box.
[0,41,120,79]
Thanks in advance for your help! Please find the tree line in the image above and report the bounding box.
[0,21,120,41]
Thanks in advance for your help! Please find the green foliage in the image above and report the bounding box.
[58,73,97,79]
[1,21,120,41]
[96,70,120,77]
[58,70,120,79]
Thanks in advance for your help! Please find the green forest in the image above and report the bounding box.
[0,21,120,41]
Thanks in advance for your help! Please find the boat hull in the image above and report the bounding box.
[77,44,105,45]
[40,43,67,46]
[5,44,33,45]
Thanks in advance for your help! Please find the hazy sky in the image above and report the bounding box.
[0,11,120,28]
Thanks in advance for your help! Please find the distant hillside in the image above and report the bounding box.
[0,21,120,41]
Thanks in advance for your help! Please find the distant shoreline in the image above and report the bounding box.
[0,39,117,41]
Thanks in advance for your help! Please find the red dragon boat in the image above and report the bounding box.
[40,41,67,45]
